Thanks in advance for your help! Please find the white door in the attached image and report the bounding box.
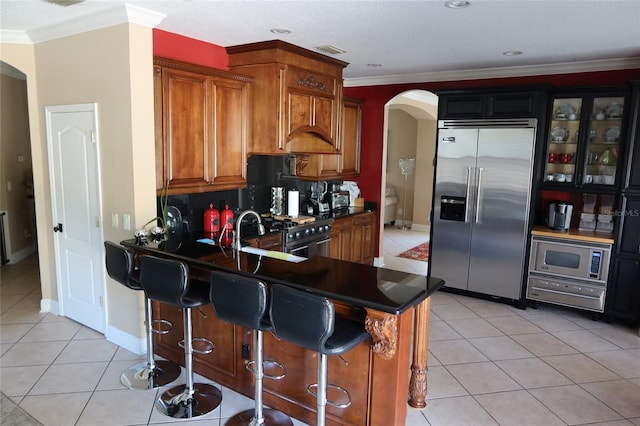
[46,103,105,333]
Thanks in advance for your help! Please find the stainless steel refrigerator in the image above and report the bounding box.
[430,119,537,300]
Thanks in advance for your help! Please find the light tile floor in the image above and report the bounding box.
[381,225,429,276]
[2,253,640,425]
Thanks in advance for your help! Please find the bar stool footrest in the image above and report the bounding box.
[178,337,215,355]
[150,319,173,335]
[245,359,286,380]
[307,383,352,408]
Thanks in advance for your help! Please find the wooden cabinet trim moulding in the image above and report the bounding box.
[226,40,348,70]
[154,57,253,83]
[364,308,398,360]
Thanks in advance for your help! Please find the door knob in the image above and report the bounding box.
[53,223,63,233]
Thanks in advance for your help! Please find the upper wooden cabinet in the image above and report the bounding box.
[227,40,347,155]
[294,96,363,181]
[154,58,252,194]
[340,96,363,177]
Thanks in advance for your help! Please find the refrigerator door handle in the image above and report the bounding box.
[475,167,484,224]
[465,167,473,223]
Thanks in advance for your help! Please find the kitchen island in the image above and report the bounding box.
[121,234,443,426]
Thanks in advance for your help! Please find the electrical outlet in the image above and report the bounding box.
[241,343,250,360]
[111,213,119,228]
[123,214,131,231]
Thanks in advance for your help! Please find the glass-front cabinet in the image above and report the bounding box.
[544,91,629,189]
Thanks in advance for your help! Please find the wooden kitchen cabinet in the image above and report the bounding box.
[329,212,375,264]
[227,40,347,155]
[294,96,363,181]
[340,96,363,177]
[154,58,252,195]
[329,215,353,261]
[352,212,374,264]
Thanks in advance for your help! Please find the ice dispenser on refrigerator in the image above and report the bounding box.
[440,196,466,221]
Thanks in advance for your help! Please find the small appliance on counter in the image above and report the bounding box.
[307,181,329,215]
[548,201,573,232]
[328,190,350,211]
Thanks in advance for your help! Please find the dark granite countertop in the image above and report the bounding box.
[121,233,443,315]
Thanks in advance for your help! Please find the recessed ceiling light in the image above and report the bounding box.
[445,1,471,9]
[270,28,291,35]
[367,63,383,68]
[503,50,523,56]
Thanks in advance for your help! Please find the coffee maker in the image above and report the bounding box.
[548,201,573,232]
[307,181,330,214]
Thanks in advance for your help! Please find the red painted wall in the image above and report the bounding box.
[153,29,228,69]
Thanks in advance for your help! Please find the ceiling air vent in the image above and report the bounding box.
[42,0,85,6]
[315,45,347,55]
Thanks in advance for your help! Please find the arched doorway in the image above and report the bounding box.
[0,61,37,265]
[378,90,438,275]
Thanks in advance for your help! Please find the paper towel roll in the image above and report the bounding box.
[287,190,299,217]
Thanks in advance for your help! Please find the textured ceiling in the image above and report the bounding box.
[1,0,639,85]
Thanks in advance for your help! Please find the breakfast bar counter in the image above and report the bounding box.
[122,235,444,425]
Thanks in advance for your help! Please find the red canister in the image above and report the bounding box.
[220,204,234,246]
[203,203,220,235]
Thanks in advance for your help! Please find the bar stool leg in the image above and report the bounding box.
[317,353,328,426]
[156,307,222,419]
[120,296,181,390]
[226,330,293,426]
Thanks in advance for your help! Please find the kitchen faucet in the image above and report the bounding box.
[233,209,265,257]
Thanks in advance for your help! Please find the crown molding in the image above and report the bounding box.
[344,57,640,87]
[1,3,165,45]
[0,30,32,44]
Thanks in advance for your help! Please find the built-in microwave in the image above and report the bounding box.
[529,236,611,283]
[526,235,612,312]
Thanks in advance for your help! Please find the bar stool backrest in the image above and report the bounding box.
[209,270,269,330]
[139,255,189,307]
[104,241,141,290]
[269,284,334,353]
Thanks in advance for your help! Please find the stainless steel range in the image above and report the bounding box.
[263,217,334,257]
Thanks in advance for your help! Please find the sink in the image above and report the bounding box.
[240,246,306,263]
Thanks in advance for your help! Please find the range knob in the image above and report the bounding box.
[294,231,302,240]
[304,229,311,237]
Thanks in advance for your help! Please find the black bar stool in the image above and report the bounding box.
[103,242,181,390]
[269,284,370,426]
[139,255,222,419]
[209,271,292,426]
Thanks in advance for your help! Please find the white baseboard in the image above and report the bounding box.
[411,224,431,233]
[40,298,59,315]
[106,325,146,356]
[8,244,36,264]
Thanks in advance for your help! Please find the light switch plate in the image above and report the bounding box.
[123,214,131,231]
[111,213,118,228]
